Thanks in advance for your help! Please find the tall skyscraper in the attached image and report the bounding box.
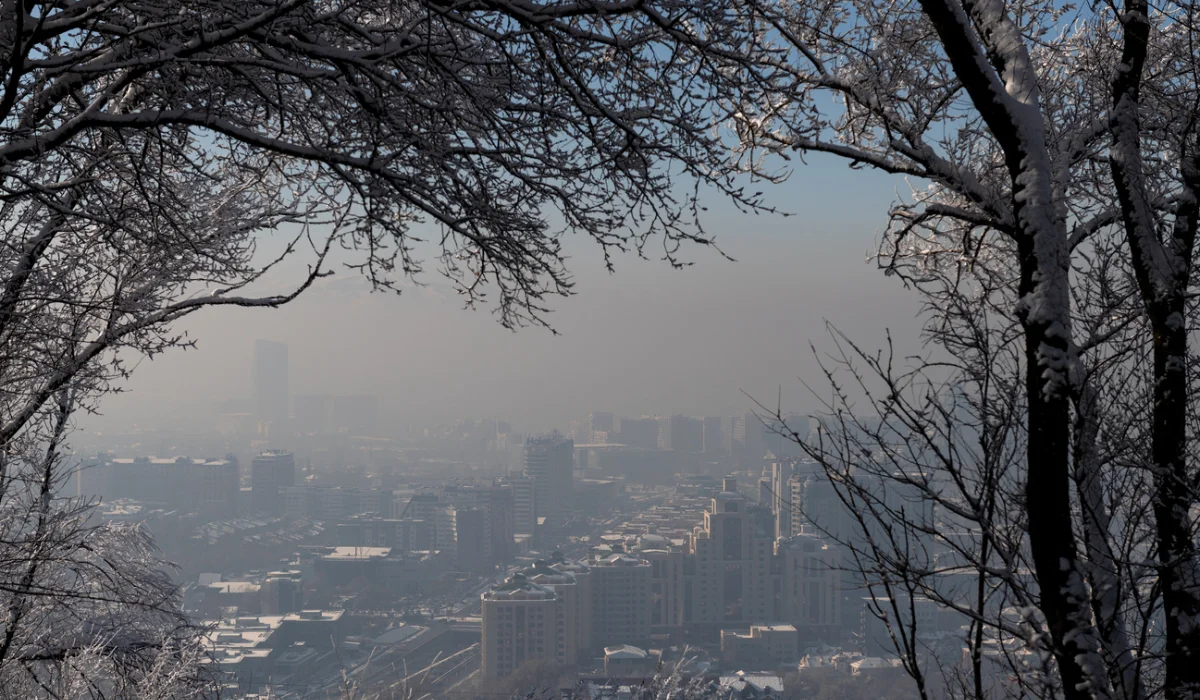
[523,433,574,522]
[253,339,289,435]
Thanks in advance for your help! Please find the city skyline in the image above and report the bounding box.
[79,161,923,436]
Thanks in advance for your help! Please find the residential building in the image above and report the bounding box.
[522,561,579,667]
[588,551,652,649]
[455,507,489,573]
[89,455,239,517]
[686,478,776,626]
[481,574,560,680]
[776,533,841,632]
[553,560,594,657]
[281,486,392,521]
[633,532,686,636]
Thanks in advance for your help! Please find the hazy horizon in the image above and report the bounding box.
[83,155,924,437]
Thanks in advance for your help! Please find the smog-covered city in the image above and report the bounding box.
[0,1,1196,700]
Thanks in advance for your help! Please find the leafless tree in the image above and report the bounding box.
[742,0,1200,699]
[0,0,787,696]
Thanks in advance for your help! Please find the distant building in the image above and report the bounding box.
[262,570,304,615]
[481,574,560,680]
[87,456,239,517]
[777,533,841,632]
[281,486,392,521]
[522,561,580,667]
[251,451,296,515]
[634,533,686,636]
[703,416,726,453]
[669,415,704,454]
[455,508,489,573]
[588,551,652,650]
[488,483,515,562]
[335,516,432,551]
[686,477,776,626]
[523,433,574,523]
[252,340,289,436]
[553,560,594,658]
[770,460,807,540]
[616,417,660,450]
[589,411,616,443]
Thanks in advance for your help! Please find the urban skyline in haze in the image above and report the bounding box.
[81,157,923,436]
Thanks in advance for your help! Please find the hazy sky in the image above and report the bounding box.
[87,154,925,435]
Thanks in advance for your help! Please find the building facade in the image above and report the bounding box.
[481,575,559,680]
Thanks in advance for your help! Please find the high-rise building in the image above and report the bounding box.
[771,460,798,540]
[777,533,841,631]
[633,532,686,636]
[553,560,594,657]
[481,574,560,680]
[588,551,653,649]
[523,433,574,522]
[522,561,580,667]
[511,476,537,536]
[251,450,296,515]
[686,477,776,625]
[252,340,289,435]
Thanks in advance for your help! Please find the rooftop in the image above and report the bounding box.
[322,546,391,561]
[483,574,557,601]
[604,645,651,660]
